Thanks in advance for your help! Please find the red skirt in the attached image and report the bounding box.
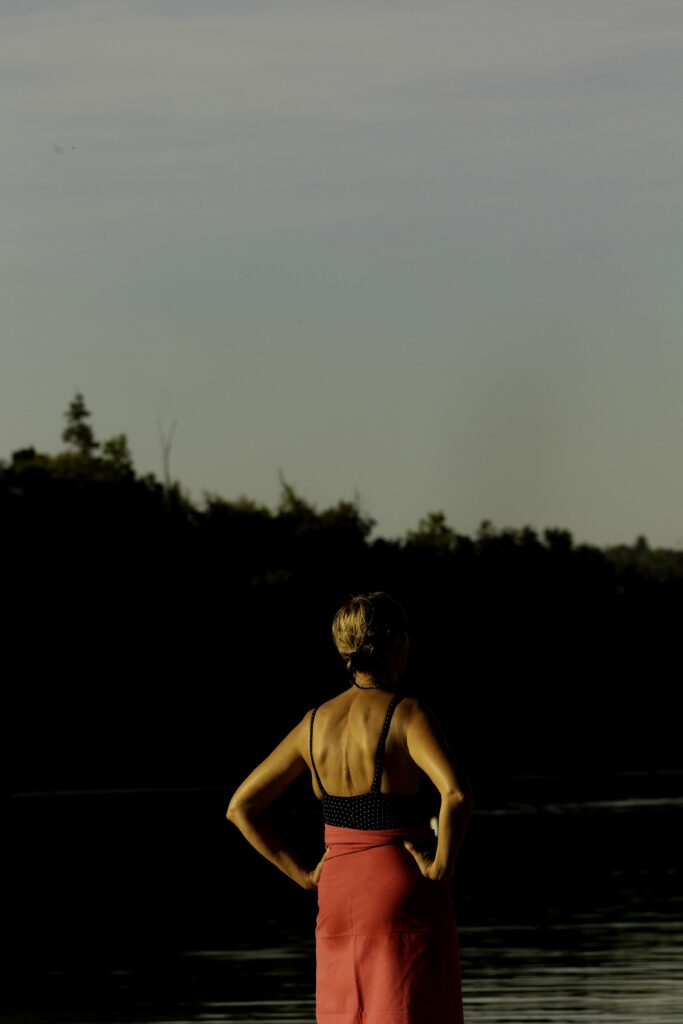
[315,823,465,1024]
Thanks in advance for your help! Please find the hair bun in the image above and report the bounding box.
[332,592,408,682]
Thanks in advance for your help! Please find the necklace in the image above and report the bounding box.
[352,678,384,690]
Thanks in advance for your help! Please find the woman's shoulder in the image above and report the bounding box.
[394,695,445,736]
[305,690,349,722]
[395,694,434,717]
[311,690,346,711]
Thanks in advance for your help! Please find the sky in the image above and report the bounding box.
[3,0,683,548]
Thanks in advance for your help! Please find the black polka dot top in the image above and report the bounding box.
[309,695,429,830]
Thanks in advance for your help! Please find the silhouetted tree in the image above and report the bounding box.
[543,527,573,553]
[277,470,317,520]
[406,511,459,551]
[101,433,135,476]
[62,392,99,456]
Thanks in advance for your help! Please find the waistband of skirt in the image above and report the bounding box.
[324,822,435,849]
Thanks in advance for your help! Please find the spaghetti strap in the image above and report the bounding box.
[370,695,403,793]
[309,707,328,797]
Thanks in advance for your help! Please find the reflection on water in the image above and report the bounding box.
[6,774,683,1023]
[11,916,681,1024]
[5,943,317,1024]
[463,915,683,1023]
[185,945,315,1023]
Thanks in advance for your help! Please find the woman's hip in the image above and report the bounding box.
[316,836,451,938]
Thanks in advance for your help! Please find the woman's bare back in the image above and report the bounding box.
[306,689,426,800]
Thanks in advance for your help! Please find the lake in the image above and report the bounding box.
[5,771,683,1023]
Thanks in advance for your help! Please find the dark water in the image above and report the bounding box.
[5,772,683,1023]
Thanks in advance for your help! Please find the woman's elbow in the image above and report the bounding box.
[226,794,245,821]
[443,786,473,809]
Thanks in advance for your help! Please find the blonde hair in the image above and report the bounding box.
[332,591,408,680]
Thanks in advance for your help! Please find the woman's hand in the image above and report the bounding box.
[301,846,330,890]
[403,839,452,883]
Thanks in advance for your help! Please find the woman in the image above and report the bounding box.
[227,591,473,1024]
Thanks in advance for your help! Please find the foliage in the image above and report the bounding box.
[61,392,99,456]
[5,392,683,792]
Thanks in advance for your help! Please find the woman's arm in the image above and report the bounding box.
[226,712,326,890]
[402,699,473,882]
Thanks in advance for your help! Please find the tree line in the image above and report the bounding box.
[4,394,680,796]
